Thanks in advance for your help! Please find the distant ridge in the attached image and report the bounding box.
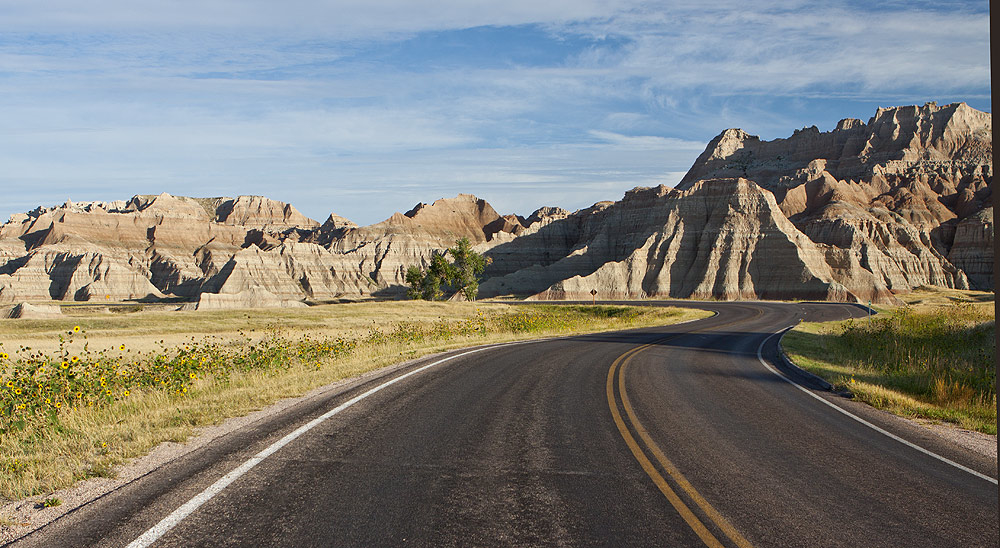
[0,103,991,308]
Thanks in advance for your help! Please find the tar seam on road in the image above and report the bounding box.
[124,340,538,548]
[757,328,998,486]
[607,340,754,548]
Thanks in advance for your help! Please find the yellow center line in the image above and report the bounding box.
[606,345,725,548]
[605,306,762,548]
[618,349,754,548]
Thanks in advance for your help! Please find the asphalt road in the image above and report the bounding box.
[9,301,998,547]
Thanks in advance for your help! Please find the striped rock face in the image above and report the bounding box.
[481,102,990,303]
[0,103,992,308]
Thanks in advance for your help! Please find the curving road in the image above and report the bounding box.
[9,301,998,547]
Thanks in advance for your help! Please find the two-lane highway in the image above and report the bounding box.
[9,301,998,547]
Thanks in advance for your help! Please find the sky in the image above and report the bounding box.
[0,1,991,226]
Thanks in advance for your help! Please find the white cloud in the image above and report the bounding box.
[609,5,989,94]
[0,0,643,35]
[0,1,989,227]
[0,132,702,226]
[588,130,705,151]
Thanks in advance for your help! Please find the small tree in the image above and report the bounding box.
[448,237,489,301]
[405,238,490,301]
[405,253,452,300]
[404,265,425,300]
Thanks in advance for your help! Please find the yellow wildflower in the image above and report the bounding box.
[61,361,69,369]
[73,326,80,333]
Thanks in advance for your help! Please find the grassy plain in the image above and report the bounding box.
[0,301,710,501]
[783,287,996,434]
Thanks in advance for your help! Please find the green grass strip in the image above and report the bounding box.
[783,303,996,435]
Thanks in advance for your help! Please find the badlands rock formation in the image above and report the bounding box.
[0,193,320,305]
[482,102,990,302]
[673,101,991,294]
[0,193,538,306]
[0,102,991,308]
[949,207,994,289]
[2,302,63,319]
[480,179,863,301]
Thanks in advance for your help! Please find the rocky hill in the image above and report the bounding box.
[683,101,992,291]
[0,193,549,307]
[0,102,991,308]
[479,102,991,302]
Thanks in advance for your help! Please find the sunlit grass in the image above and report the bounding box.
[0,302,710,500]
[784,299,996,435]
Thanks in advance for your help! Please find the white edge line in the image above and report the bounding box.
[125,340,534,548]
[756,327,998,486]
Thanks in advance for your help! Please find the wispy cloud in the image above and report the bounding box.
[0,1,990,225]
[614,6,990,93]
[588,130,705,151]
[0,0,642,35]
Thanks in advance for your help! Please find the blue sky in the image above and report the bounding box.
[0,1,990,226]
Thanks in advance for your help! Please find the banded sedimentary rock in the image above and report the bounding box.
[481,179,864,302]
[315,194,523,297]
[677,102,991,292]
[3,302,63,319]
[0,102,990,307]
[0,193,321,303]
[0,192,527,305]
[949,207,994,289]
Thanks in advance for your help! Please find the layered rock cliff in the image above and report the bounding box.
[479,179,865,302]
[0,102,991,308]
[675,101,991,294]
[0,193,322,303]
[0,193,531,304]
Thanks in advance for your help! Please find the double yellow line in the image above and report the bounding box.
[606,338,754,548]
